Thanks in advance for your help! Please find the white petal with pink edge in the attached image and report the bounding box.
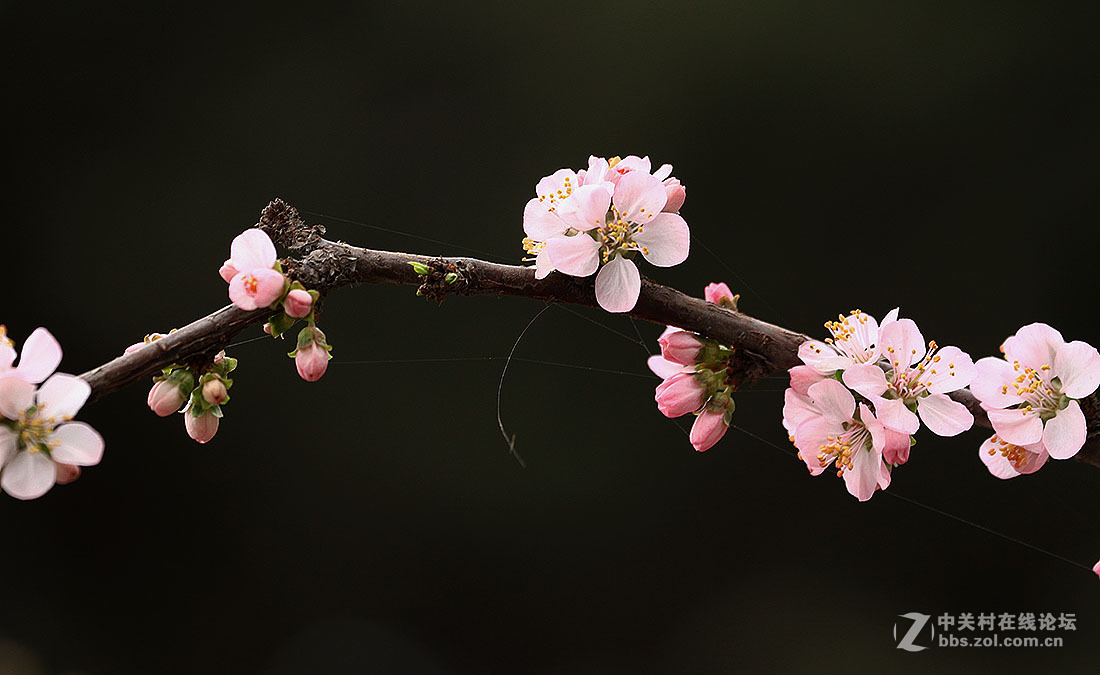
[807,379,856,423]
[594,255,641,313]
[842,364,888,399]
[879,319,925,369]
[0,426,16,467]
[797,341,850,374]
[634,213,690,267]
[843,444,886,502]
[50,422,104,466]
[36,374,91,420]
[970,357,1023,408]
[986,407,1043,446]
[1054,340,1100,399]
[916,393,974,437]
[230,229,278,271]
[546,234,601,278]
[1042,400,1087,459]
[1,450,57,500]
[1003,322,1064,369]
[612,171,667,223]
[555,184,611,233]
[14,328,62,384]
[0,377,35,419]
[523,197,567,240]
[923,346,975,394]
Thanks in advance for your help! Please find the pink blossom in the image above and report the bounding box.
[662,178,686,213]
[0,326,63,384]
[841,318,976,438]
[283,289,314,319]
[658,330,704,366]
[655,372,707,418]
[218,260,239,283]
[704,283,736,306]
[225,229,286,311]
[0,372,103,500]
[185,410,219,444]
[798,308,898,375]
[524,156,691,313]
[970,323,1100,461]
[978,434,1048,479]
[690,408,728,452]
[1093,560,1100,579]
[784,379,898,501]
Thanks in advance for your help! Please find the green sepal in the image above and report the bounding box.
[268,311,298,338]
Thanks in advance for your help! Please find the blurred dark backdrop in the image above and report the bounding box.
[3,2,1099,673]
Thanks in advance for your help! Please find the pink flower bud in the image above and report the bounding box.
[662,178,686,213]
[55,463,81,485]
[655,372,706,418]
[219,260,239,283]
[690,408,729,452]
[704,282,735,306]
[295,342,329,382]
[658,330,703,366]
[283,289,314,319]
[202,378,228,405]
[185,411,219,444]
[1093,559,1100,579]
[147,379,189,417]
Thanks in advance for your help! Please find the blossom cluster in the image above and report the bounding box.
[222,228,332,382]
[648,283,740,452]
[971,323,1100,478]
[783,309,976,501]
[135,332,238,444]
[0,327,103,500]
[522,155,690,313]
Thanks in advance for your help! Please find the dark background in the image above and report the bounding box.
[4,2,1099,673]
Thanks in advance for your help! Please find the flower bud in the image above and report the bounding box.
[202,378,229,405]
[690,408,729,452]
[283,288,314,319]
[658,330,704,366]
[655,372,706,418]
[704,282,736,307]
[147,370,194,417]
[293,326,331,382]
[218,260,239,283]
[662,178,686,213]
[55,463,81,485]
[185,410,219,444]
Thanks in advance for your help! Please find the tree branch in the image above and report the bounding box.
[78,199,1100,469]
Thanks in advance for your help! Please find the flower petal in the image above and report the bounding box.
[594,256,641,313]
[782,388,819,434]
[923,346,976,394]
[634,213,690,267]
[647,355,690,379]
[793,416,844,475]
[1,451,57,500]
[523,197,567,240]
[843,444,885,502]
[873,398,920,435]
[50,422,104,466]
[0,426,16,467]
[555,184,612,233]
[797,340,849,374]
[612,171,667,224]
[36,374,90,420]
[546,234,601,278]
[0,377,35,419]
[1054,340,1100,399]
[14,328,62,384]
[788,365,826,396]
[987,407,1043,446]
[879,319,925,369]
[842,364,888,399]
[807,379,856,423]
[230,228,278,271]
[535,168,579,198]
[970,357,1023,409]
[533,247,555,279]
[917,393,974,437]
[1003,322,1064,369]
[1042,400,1087,459]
